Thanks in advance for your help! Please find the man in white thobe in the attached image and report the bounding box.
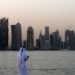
[17,47,29,75]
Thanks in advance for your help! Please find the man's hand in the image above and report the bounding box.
[24,56,29,61]
[27,56,29,59]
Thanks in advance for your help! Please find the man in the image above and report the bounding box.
[17,46,29,75]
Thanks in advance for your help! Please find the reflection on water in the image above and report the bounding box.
[0,51,75,75]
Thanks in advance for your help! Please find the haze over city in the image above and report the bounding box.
[0,0,75,42]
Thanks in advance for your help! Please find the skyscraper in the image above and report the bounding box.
[0,18,8,49]
[52,30,60,50]
[44,26,50,49]
[45,26,49,40]
[65,29,70,49]
[27,26,34,50]
[11,22,22,50]
[39,31,42,49]
[65,30,75,50]
[40,35,46,50]
[36,39,40,50]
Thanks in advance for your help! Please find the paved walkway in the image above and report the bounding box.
[0,51,75,75]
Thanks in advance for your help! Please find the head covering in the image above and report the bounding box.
[17,47,23,62]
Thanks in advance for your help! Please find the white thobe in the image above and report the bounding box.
[17,47,29,75]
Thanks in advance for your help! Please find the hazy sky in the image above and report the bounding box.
[0,0,75,43]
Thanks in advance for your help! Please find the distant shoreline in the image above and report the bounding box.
[0,49,75,51]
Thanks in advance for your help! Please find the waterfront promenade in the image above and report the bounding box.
[0,51,75,75]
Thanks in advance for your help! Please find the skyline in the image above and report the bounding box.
[0,17,75,50]
[0,0,75,42]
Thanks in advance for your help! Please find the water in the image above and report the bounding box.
[0,51,75,75]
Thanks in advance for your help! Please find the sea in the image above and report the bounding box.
[0,51,75,75]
